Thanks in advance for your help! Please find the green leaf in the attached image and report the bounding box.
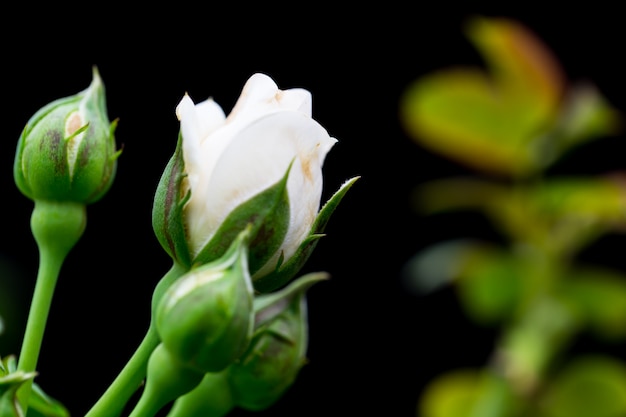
[546,83,621,158]
[419,369,518,417]
[399,16,565,178]
[411,177,507,215]
[560,266,626,340]
[507,176,626,254]
[402,239,490,294]
[539,355,626,417]
[403,240,524,324]
[415,176,626,254]
[457,248,525,325]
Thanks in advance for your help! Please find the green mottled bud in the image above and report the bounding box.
[228,272,328,411]
[156,228,255,373]
[14,66,120,204]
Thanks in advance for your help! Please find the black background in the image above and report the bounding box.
[2,4,626,416]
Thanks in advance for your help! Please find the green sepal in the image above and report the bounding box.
[1,355,69,417]
[1,356,35,417]
[26,383,70,417]
[253,271,329,326]
[193,162,292,274]
[254,176,359,293]
[67,67,120,204]
[152,131,192,268]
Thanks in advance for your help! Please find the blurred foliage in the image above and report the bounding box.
[400,16,626,417]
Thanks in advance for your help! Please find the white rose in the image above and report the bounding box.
[176,73,337,279]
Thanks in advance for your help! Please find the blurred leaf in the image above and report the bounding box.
[499,176,626,254]
[418,369,518,417]
[400,67,537,176]
[467,16,564,138]
[403,239,526,325]
[544,83,621,159]
[457,248,526,325]
[538,355,626,417]
[402,239,490,294]
[496,296,580,395]
[559,266,626,340]
[400,16,565,178]
[413,177,507,215]
[415,175,626,255]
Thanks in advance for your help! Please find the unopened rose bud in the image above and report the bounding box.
[228,272,328,411]
[156,228,255,373]
[14,66,120,204]
[152,73,358,291]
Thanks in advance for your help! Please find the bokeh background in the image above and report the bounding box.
[2,5,626,416]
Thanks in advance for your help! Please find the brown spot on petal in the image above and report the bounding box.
[299,143,320,184]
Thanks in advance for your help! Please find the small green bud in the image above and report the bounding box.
[228,272,328,411]
[156,228,255,373]
[14,66,120,204]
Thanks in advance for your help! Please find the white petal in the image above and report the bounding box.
[277,87,312,115]
[178,95,229,222]
[227,73,279,120]
[177,94,205,194]
[185,111,336,258]
[194,98,226,139]
[227,73,313,125]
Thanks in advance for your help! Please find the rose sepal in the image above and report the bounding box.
[192,162,292,274]
[1,355,68,417]
[152,132,192,268]
[254,176,359,293]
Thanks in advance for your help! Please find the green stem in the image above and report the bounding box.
[17,200,87,412]
[85,262,187,417]
[127,344,204,417]
[167,372,235,417]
